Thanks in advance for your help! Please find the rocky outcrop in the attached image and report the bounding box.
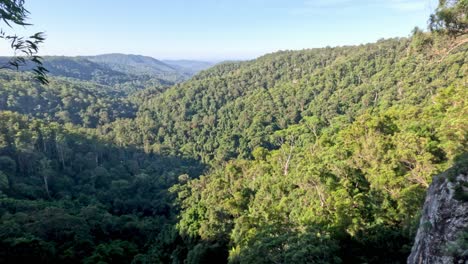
[408,170,468,264]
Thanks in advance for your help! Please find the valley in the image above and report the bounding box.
[0,0,466,263]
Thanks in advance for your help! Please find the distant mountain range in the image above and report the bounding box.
[162,59,216,75]
[84,54,215,80]
[0,53,216,86]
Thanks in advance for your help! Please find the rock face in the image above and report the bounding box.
[408,172,468,264]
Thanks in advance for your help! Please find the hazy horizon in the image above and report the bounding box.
[0,0,438,60]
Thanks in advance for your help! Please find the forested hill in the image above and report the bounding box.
[0,71,138,127]
[106,33,466,262]
[0,8,467,263]
[0,54,215,87]
[108,36,466,163]
[84,54,204,83]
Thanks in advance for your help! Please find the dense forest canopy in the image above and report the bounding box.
[0,0,467,263]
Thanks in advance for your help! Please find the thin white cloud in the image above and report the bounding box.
[388,0,434,12]
[288,0,435,16]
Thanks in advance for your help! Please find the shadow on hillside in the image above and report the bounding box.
[0,122,206,263]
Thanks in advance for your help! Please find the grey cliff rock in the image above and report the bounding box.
[408,171,468,264]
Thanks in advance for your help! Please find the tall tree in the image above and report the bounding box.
[430,0,468,35]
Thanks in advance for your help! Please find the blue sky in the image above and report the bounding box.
[2,0,438,60]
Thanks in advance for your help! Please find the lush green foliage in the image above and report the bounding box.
[0,54,214,94]
[174,82,466,262]
[0,111,203,263]
[0,7,466,262]
[0,71,137,127]
[430,0,468,35]
[109,37,466,166]
[85,54,194,83]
